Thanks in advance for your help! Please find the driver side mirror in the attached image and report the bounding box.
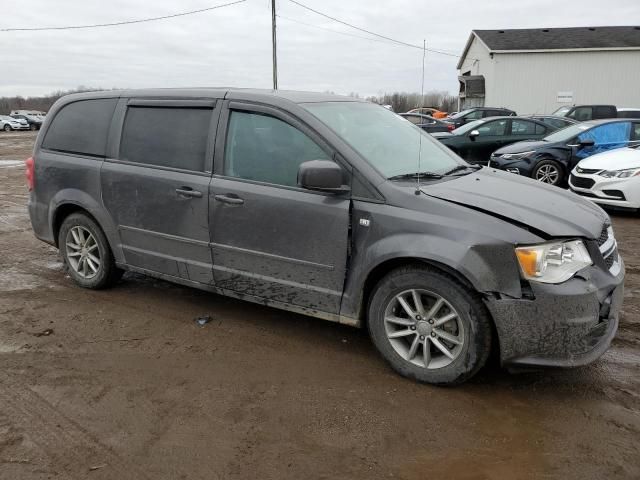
[298,160,350,194]
[469,130,480,140]
[578,138,595,148]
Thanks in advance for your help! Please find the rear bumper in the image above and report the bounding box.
[485,261,624,368]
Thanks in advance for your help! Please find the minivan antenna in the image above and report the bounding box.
[415,39,426,195]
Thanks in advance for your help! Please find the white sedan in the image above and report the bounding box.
[569,146,640,210]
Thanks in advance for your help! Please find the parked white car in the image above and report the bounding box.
[569,146,640,210]
[0,115,29,131]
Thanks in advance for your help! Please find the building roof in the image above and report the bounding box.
[458,26,640,69]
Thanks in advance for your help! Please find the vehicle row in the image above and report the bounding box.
[0,110,46,131]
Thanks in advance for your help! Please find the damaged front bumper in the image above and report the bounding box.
[484,260,624,368]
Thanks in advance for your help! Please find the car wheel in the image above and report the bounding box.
[3,124,10,132]
[58,213,123,289]
[29,124,37,131]
[533,160,563,186]
[367,266,492,385]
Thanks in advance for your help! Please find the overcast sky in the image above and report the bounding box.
[2,0,639,98]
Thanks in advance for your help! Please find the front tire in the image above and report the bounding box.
[367,266,492,385]
[533,159,564,186]
[58,213,122,289]
[29,124,37,131]
[3,124,10,132]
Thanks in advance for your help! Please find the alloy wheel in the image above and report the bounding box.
[535,164,559,184]
[65,226,101,279]
[384,289,465,369]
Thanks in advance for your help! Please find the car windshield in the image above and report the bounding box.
[543,123,592,142]
[303,102,464,178]
[552,106,571,117]
[451,119,485,135]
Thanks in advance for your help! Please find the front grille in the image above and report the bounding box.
[605,249,618,269]
[576,167,600,174]
[597,224,609,247]
[597,224,620,276]
[570,174,595,189]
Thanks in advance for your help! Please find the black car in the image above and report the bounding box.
[432,116,552,163]
[399,113,453,133]
[445,107,516,128]
[490,119,640,186]
[527,115,578,130]
[27,88,623,385]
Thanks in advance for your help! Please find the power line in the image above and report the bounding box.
[287,0,462,58]
[277,14,410,46]
[0,0,248,32]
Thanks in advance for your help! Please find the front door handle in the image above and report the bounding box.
[214,194,244,205]
[176,187,203,198]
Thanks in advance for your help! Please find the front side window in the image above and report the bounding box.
[569,107,593,121]
[303,101,463,178]
[224,111,330,187]
[119,106,212,171]
[476,119,507,136]
[576,122,632,158]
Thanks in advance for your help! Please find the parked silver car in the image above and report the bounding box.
[0,115,29,131]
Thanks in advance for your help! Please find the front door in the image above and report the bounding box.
[464,118,509,163]
[101,99,219,284]
[209,102,350,314]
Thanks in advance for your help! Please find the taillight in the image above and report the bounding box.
[25,157,35,190]
[447,124,455,131]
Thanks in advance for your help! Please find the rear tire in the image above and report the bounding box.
[58,213,122,289]
[533,159,564,186]
[367,266,492,385]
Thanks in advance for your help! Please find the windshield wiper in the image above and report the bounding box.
[443,164,480,176]
[388,171,443,180]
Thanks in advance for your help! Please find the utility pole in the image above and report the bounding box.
[271,0,278,90]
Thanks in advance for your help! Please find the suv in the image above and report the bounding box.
[446,107,516,128]
[552,105,617,121]
[27,89,624,385]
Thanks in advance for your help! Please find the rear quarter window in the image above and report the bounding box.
[42,99,117,157]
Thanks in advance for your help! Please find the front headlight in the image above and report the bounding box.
[515,240,592,284]
[502,151,535,160]
[598,168,640,179]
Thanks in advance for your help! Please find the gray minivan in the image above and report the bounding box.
[27,89,624,385]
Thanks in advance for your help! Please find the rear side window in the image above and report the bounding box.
[119,107,212,172]
[42,99,117,157]
[511,120,537,135]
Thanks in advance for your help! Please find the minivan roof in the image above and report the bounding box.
[55,88,363,105]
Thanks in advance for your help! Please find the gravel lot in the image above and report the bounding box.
[1,131,639,479]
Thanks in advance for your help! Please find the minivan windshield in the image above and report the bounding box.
[303,102,463,178]
[543,123,591,143]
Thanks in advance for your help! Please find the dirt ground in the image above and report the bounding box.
[0,131,639,479]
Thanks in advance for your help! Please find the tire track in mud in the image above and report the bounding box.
[0,373,151,480]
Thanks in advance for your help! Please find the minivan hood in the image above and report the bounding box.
[494,140,548,155]
[578,147,640,170]
[421,169,606,238]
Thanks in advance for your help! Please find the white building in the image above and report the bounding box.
[456,26,640,114]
